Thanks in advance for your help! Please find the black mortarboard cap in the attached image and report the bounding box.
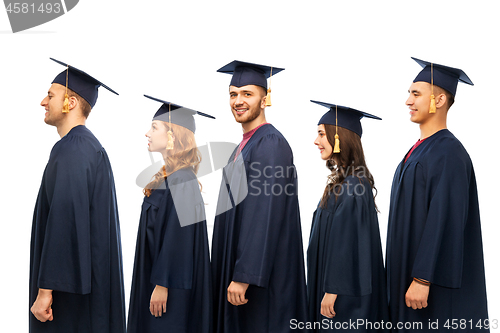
[217,60,284,90]
[145,95,215,133]
[412,57,473,97]
[312,100,381,137]
[50,58,118,108]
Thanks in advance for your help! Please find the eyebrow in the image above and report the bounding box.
[409,89,421,94]
[230,89,254,94]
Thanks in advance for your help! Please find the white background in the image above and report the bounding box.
[1,1,499,330]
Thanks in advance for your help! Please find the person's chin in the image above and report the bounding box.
[409,116,420,124]
[44,117,55,126]
[409,110,422,123]
[232,113,248,124]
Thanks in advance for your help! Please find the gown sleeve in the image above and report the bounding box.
[150,171,205,290]
[322,181,373,296]
[37,136,94,294]
[411,140,470,288]
[231,134,295,288]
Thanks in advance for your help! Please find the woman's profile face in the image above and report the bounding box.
[314,124,332,161]
[145,121,171,153]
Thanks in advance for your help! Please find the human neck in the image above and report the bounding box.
[57,118,86,138]
[419,117,447,140]
[241,112,267,134]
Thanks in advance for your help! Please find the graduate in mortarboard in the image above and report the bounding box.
[211,61,308,333]
[307,102,389,332]
[29,58,126,333]
[126,95,213,333]
[386,58,489,331]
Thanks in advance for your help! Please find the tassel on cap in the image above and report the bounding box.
[265,88,272,106]
[166,103,174,150]
[62,94,70,113]
[334,133,341,153]
[265,67,272,107]
[62,65,70,113]
[429,94,436,113]
[429,63,436,113]
[166,130,174,150]
[333,105,341,153]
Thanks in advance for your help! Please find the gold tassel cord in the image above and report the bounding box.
[62,65,70,113]
[166,103,174,150]
[429,63,436,113]
[333,105,341,153]
[334,133,340,153]
[166,130,174,150]
[265,66,272,107]
[429,95,436,113]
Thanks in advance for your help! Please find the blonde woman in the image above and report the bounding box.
[127,95,214,333]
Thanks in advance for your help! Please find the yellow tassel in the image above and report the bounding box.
[429,94,436,113]
[166,130,174,150]
[62,64,70,113]
[333,133,341,153]
[62,93,70,113]
[429,62,436,113]
[265,88,272,106]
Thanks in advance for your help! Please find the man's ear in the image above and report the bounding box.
[260,91,267,109]
[68,95,79,111]
[435,92,447,109]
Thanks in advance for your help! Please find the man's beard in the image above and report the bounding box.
[232,106,261,124]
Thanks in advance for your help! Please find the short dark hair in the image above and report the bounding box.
[259,86,268,98]
[435,86,455,109]
[67,88,92,118]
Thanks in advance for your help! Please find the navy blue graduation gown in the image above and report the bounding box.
[211,124,308,333]
[386,129,488,332]
[29,125,126,333]
[307,176,389,332]
[127,168,212,333]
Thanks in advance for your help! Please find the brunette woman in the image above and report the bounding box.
[127,95,214,333]
[307,100,389,332]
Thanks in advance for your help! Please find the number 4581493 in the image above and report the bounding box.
[443,319,498,330]
[5,3,61,14]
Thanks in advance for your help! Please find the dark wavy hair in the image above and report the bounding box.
[320,124,378,210]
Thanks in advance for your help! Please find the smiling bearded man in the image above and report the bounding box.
[211,60,309,333]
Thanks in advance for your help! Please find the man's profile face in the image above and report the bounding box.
[406,81,434,125]
[40,83,66,127]
[229,85,266,124]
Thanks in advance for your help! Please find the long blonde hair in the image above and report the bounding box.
[144,122,201,197]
